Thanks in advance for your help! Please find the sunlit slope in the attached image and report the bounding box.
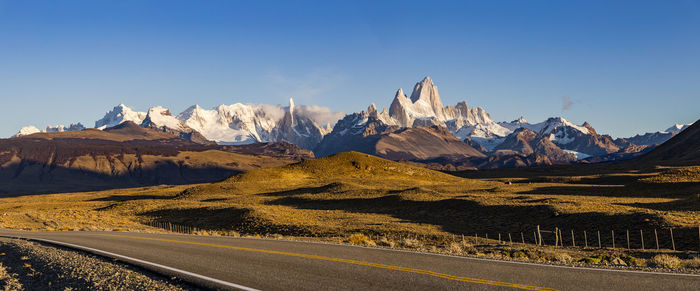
[180,151,483,197]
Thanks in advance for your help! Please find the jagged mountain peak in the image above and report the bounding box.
[582,122,597,135]
[409,76,444,119]
[367,103,378,114]
[142,106,185,131]
[95,104,146,130]
[395,88,406,99]
[537,117,590,135]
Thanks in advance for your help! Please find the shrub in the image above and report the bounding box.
[511,250,528,260]
[400,238,423,248]
[376,237,396,247]
[650,254,682,269]
[553,253,572,263]
[459,242,477,254]
[446,242,463,254]
[683,257,700,269]
[579,255,604,264]
[620,255,642,266]
[347,233,376,246]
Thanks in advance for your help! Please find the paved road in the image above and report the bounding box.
[0,230,697,290]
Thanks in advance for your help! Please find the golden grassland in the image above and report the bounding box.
[1,152,699,269]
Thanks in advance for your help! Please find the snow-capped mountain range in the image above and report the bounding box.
[15,99,344,150]
[11,77,694,163]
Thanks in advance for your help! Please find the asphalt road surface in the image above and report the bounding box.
[0,230,697,290]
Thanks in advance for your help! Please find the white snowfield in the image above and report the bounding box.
[13,98,343,147]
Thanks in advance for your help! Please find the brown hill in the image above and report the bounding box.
[315,121,485,162]
[635,119,700,165]
[375,126,485,160]
[0,124,312,196]
[180,151,475,199]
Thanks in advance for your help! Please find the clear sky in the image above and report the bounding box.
[1,0,699,138]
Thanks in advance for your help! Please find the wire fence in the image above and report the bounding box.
[144,221,198,234]
[429,225,700,253]
[144,221,700,253]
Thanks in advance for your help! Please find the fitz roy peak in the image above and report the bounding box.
[387,77,509,139]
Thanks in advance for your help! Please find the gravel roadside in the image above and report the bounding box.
[0,238,198,291]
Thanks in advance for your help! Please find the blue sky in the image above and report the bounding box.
[1,0,699,138]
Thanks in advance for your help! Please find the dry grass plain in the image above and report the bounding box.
[1,152,699,270]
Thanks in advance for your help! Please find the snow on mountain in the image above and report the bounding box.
[498,117,528,131]
[95,104,146,130]
[488,116,625,156]
[525,117,590,137]
[496,117,592,145]
[665,123,692,134]
[13,126,41,137]
[624,122,694,146]
[563,150,591,160]
[386,77,511,140]
[12,99,343,148]
[12,123,85,137]
[177,98,344,148]
[178,103,279,144]
[44,123,86,133]
[320,77,515,156]
[142,106,186,131]
[9,76,690,160]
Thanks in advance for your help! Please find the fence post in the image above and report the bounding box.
[612,230,615,249]
[584,231,588,248]
[571,230,575,247]
[521,232,525,244]
[498,233,501,244]
[559,228,564,247]
[554,227,559,247]
[640,229,645,250]
[670,228,676,251]
[597,230,601,248]
[537,225,542,246]
[485,233,489,245]
[533,231,537,245]
[698,225,700,253]
[626,229,630,250]
[475,233,478,245]
[508,233,512,245]
[654,229,659,250]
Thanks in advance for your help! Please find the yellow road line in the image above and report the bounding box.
[102,234,557,290]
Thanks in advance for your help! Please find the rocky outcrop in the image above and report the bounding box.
[494,128,576,163]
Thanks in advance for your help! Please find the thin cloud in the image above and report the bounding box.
[562,96,575,111]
